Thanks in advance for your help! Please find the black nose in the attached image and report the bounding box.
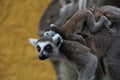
[39,55,49,60]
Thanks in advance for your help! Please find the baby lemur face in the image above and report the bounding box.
[29,34,63,60]
[44,30,56,37]
[44,24,57,37]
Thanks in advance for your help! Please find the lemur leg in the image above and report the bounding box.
[77,53,98,80]
[50,60,62,80]
[61,40,98,80]
[104,57,120,80]
[86,12,111,34]
[51,58,77,80]
[103,37,120,80]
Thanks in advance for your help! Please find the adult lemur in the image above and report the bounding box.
[43,6,120,80]
[29,5,120,80]
[29,34,98,80]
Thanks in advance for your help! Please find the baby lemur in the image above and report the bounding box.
[43,6,111,45]
[29,34,98,80]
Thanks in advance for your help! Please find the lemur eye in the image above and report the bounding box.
[45,44,52,52]
[37,45,41,52]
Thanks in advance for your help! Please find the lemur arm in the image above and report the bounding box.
[44,26,87,46]
[86,13,111,34]
[45,9,111,40]
[59,40,98,80]
[61,9,111,35]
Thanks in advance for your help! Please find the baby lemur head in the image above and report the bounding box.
[44,24,67,39]
[29,34,63,60]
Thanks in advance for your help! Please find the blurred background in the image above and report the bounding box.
[0,0,56,80]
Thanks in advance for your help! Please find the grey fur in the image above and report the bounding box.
[36,34,98,80]
[59,40,98,80]
[42,6,120,80]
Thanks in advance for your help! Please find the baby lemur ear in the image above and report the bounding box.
[52,34,63,47]
[29,38,38,46]
[50,24,56,27]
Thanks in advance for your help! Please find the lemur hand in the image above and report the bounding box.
[101,15,111,29]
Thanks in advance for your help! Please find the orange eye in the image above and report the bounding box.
[37,45,41,52]
[45,44,52,52]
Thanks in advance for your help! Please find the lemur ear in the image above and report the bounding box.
[52,34,63,47]
[50,24,56,27]
[89,6,96,12]
[29,38,38,46]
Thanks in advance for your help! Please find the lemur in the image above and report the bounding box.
[39,0,87,36]
[38,5,111,80]
[29,34,98,80]
[38,0,88,80]
[43,6,120,80]
[43,6,111,47]
[54,0,79,27]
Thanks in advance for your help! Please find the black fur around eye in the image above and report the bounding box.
[37,45,41,52]
[45,44,52,52]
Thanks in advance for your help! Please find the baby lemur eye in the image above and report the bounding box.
[45,44,52,52]
[37,45,41,52]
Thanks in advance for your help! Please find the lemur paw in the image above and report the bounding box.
[73,34,87,46]
[101,15,111,28]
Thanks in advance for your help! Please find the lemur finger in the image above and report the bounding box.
[100,15,111,28]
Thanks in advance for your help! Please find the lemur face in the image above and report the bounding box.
[44,24,56,37]
[44,30,56,37]
[29,34,63,60]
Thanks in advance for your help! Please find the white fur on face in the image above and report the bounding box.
[37,42,50,55]
[44,30,56,37]
[52,34,63,46]
[52,34,60,41]
[37,41,59,56]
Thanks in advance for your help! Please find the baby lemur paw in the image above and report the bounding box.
[73,34,87,46]
[101,15,111,28]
